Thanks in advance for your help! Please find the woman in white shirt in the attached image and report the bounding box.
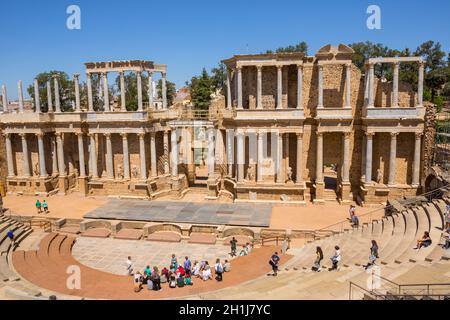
[329,246,341,271]
[193,261,201,277]
[202,265,212,281]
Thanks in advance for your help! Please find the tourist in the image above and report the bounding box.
[312,246,323,272]
[442,229,450,250]
[246,242,252,254]
[176,264,185,278]
[223,259,231,272]
[200,260,207,271]
[35,199,42,214]
[239,245,248,256]
[230,237,238,256]
[184,256,192,272]
[151,266,161,291]
[281,239,288,254]
[185,271,193,286]
[42,200,49,213]
[161,267,169,283]
[177,273,185,287]
[6,230,14,244]
[329,246,341,271]
[214,258,223,281]
[133,272,143,292]
[351,214,359,228]
[363,240,379,270]
[414,231,432,249]
[143,265,152,284]
[269,252,280,276]
[445,205,450,230]
[348,205,356,220]
[126,256,133,276]
[202,263,212,281]
[171,254,178,269]
[193,261,201,277]
[169,273,177,288]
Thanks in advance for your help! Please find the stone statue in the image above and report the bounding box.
[246,164,255,181]
[376,168,383,184]
[131,165,139,179]
[33,162,39,176]
[286,166,293,183]
[117,163,124,179]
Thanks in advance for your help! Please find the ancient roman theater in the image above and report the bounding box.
[0,44,449,300]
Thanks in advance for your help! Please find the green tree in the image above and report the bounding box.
[114,72,149,111]
[211,62,227,91]
[156,79,176,106]
[27,71,74,112]
[265,41,308,55]
[189,68,213,110]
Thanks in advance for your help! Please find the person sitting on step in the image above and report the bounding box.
[177,273,185,288]
[193,261,201,277]
[201,262,212,281]
[151,266,161,291]
[239,245,248,256]
[329,246,341,271]
[160,267,169,283]
[185,270,193,286]
[223,259,231,272]
[169,274,177,288]
[133,272,143,292]
[414,231,432,249]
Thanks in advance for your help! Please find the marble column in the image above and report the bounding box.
[138,133,147,180]
[163,131,170,174]
[1,85,7,112]
[171,129,179,177]
[226,69,232,110]
[5,133,15,177]
[53,75,61,112]
[237,67,243,109]
[137,71,143,111]
[365,132,374,183]
[226,129,234,176]
[364,65,370,106]
[342,132,351,182]
[150,132,157,177]
[388,132,398,186]
[297,65,303,110]
[368,64,375,107]
[296,133,303,183]
[236,131,244,182]
[121,133,130,179]
[89,134,98,178]
[257,131,263,182]
[361,134,366,180]
[284,133,289,181]
[162,72,167,109]
[34,79,41,113]
[51,136,58,175]
[18,81,24,113]
[120,72,126,111]
[412,133,422,186]
[76,133,86,178]
[418,62,424,107]
[316,132,323,183]
[102,72,110,111]
[86,73,94,112]
[317,65,324,109]
[256,65,263,109]
[345,63,351,108]
[74,73,81,111]
[36,133,47,177]
[276,132,283,183]
[56,133,65,176]
[277,65,283,109]
[148,72,154,109]
[47,81,53,112]
[20,133,30,177]
[105,133,114,179]
[392,62,400,108]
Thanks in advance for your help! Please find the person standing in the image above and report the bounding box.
[35,199,42,214]
[329,246,341,271]
[184,256,192,273]
[126,256,134,276]
[364,240,379,270]
[269,252,280,276]
[230,237,237,257]
[42,200,49,213]
[312,246,323,272]
[151,266,161,291]
[214,258,223,281]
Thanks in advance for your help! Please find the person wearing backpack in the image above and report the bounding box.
[169,274,177,288]
[312,246,323,272]
[177,274,185,288]
[215,258,223,281]
[269,252,280,276]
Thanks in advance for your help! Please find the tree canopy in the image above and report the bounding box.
[188,68,214,110]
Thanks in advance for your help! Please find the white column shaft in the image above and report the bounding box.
[257,67,262,109]
[137,72,143,111]
[120,72,126,111]
[365,134,373,183]
[296,134,303,182]
[5,135,15,177]
[277,66,283,109]
[418,63,424,106]
[237,68,243,109]
[171,130,179,177]
[392,63,399,107]
[388,133,397,185]
[412,134,421,186]
[18,81,24,113]
[122,135,130,179]
[102,73,109,111]
[87,74,94,111]
[316,133,323,182]
[90,135,98,178]
[150,133,157,177]
[21,135,30,177]
[74,75,81,111]
[257,132,263,182]
[342,133,350,182]
[56,134,65,176]
[162,73,167,109]
[163,131,170,174]
[77,134,86,177]
[47,81,53,112]
[2,85,8,112]
[297,66,303,109]
[105,134,114,178]
[37,134,47,177]
[226,70,232,109]
[139,134,147,180]
[54,77,61,112]
[34,79,41,113]
[237,133,244,181]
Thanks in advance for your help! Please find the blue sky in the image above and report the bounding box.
[0,0,449,99]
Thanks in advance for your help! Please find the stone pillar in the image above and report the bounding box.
[120,72,126,111]
[207,128,215,177]
[412,133,422,186]
[365,132,374,183]
[102,72,110,111]
[5,133,15,177]
[171,129,179,177]
[46,81,53,112]
[342,132,351,182]
[138,133,147,180]
[18,81,24,113]
[368,63,375,108]
[345,63,351,108]
[317,65,324,109]
[86,73,94,112]
[226,129,234,176]
[56,133,66,176]
[51,137,58,175]
[120,133,130,179]
[256,65,263,109]
[74,73,81,112]
[277,65,283,109]
[105,133,114,179]
[257,131,263,182]
[2,85,8,112]
[284,133,289,181]
[89,134,98,178]
[364,65,370,106]
[392,62,400,108]
[296,133,303,183]
[76,133,86,178]
[34,79,41,113]
[161,72,167,109]
[297,65,303,110]
[237,67,243,109]
[361,134,366,180]
[53,75,61,112]
[150,132,157,177]
[226,69,232,110]
[417,62,424,107]
[36,133,47,177]
[236,131,244,182]
[137,71,143,111]
[148,72,153,109]
[388,132,398,186]
[163,131,170,174]
[276,132,283,183]
[316,132,323,183]
[20,133,30,177]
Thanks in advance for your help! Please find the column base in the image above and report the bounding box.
[78,176,88,195]
[206,176,220,199]
[313,181,325,204]
[339,181,352,204]
[58,176,68,195]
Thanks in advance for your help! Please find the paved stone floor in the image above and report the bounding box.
[84,200,272,227]
[72,237,231,275]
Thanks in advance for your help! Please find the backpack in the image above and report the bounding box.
[169,280,176,288]
[216,264,223,273]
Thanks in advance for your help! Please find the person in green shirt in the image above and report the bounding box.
[35,200,42,214]
[42,200,49,213]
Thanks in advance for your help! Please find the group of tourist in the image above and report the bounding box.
[229,237,252,257]
[35,199,49,214]
[127,255,232,292]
